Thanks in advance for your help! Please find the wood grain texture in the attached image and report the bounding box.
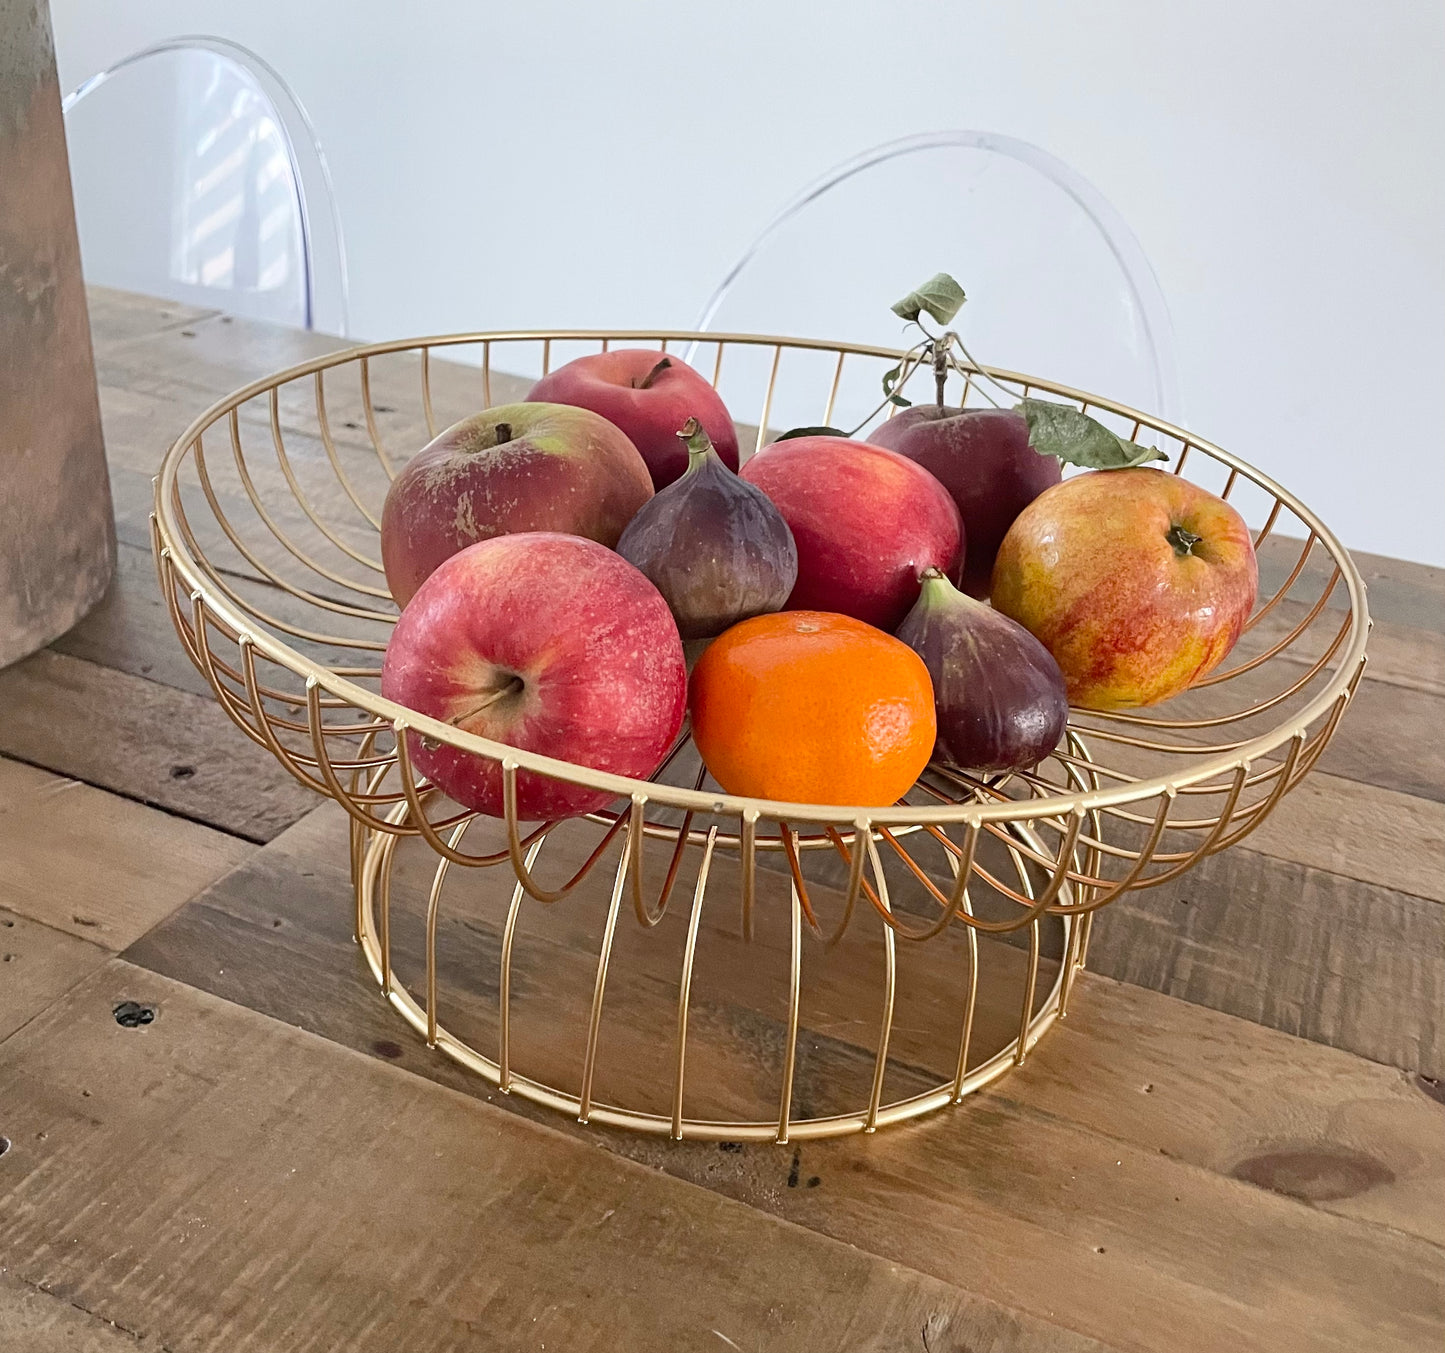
[1085,846,1444,1078]
[0,907,107,1044]
[0,1271,151,1353]
[0,961,1113,1353]
[0,649,316,841]
[0,757,252,946]
[116,806,1445,1353]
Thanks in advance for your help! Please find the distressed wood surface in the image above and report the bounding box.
[2,286,1443,1352]
[115,803,1445,1352]
[0,907,107,1044]
[0,963,1115,1353]
[0,756,252,944]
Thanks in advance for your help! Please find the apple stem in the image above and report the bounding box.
[447,675,525,727]
[637,356,672,390]
[933,341,949,408]
[1166,523,1204,557]
[494,422,513,445]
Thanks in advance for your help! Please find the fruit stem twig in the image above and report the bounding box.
[844,341,929,436]
[447,676,525,727]
[677,416,715,463]
[637,357,672,390]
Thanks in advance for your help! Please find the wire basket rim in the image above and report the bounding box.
[152,327,1371,828]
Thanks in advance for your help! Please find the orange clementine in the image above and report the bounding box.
[689,611,936,806]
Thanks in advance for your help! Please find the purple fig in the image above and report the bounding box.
[896,567,1069,772]
[616,418,798,641]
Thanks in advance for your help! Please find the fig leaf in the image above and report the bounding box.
[1016,397,1168,470]
[891,272,967,326]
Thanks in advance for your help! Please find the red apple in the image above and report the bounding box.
[526,349,739,488]
[739,436,964,631]
[380,402,653,608]
[867,406,1061,598]
[381,533,687,820]
[991,468,1259,710]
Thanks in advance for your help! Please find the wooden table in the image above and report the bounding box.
[1,287,1442,1352]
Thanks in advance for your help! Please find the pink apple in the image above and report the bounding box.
[526,349,740,488]
[380,402,653,608]
[381,533,686,820]
[739,435,964,631]
[867,407,1061,598]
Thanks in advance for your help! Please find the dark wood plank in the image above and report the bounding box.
[0,648,316,841]
[118,806,1445,1352]
[0,960,1113,1353]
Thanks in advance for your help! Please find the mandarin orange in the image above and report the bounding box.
[689,611,936,806]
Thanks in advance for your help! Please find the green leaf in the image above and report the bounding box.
[1015,398,1168,470]
[774,425,847,442]
[880,362,914,410]
[891,273,967,326]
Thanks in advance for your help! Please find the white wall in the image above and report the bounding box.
[51,0,1445,566]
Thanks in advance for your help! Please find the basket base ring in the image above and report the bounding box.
[351,811,1080,1142]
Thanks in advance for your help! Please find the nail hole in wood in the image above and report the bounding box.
[112,1001,156,1028]
[1416,1074,1445,1106]
[169,764,196,780]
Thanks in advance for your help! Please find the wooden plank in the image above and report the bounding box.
[123,802,1445,1247]
[126,803,1049,1127]
[1084,846,1444,1078]
[1243,770,1445,902]
[0,758,251,947]
[0,908,107,1044]
[0,1271,149,1352]
[0,961,1113,1353]
[998,972,1445,1248]
[0,649,316,842]
[116,813,1445,1352]
[83,285,216,352]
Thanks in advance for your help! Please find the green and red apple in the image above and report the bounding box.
[991,468,1258,709]
[380,402,652,607]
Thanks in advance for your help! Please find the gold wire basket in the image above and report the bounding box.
[152,329,1369,1142]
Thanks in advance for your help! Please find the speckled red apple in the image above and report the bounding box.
[525,349,740,488]
[380,533,686,820]
[380,402,653,607]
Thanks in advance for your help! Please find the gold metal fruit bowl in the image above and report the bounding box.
[152,329,1369,1141]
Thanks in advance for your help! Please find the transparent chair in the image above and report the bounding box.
[63,35,349,334]
[692,131,1180,434]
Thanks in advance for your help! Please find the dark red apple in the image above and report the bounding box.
[525,349,739,488]
[380,532,686,821]
[739,435,964,631]
[867,407,1061,597]
[380,402,653,608]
